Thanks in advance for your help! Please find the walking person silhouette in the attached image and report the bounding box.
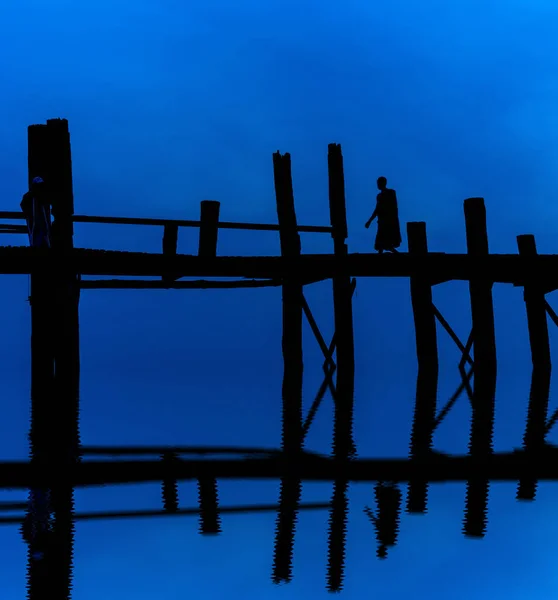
[365,176,402,254]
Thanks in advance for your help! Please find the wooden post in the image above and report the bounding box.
[271,151,303,584]
[162,224,178,256]
[463,197,497,538]
[47,118,80,598]
[197,477,221,535]
[27,122,56,596]
[162,224,179,283]
[198,200,220,257]
[326,143,354,593]
[27,124,50,189]
[406,222,439,514]
[161,452,179,513]
[516,234,551,501]
[47,119,74,251]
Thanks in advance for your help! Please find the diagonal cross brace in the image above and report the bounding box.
[433,367,474,429]
[300,298,338,440]
[432,304,474,366]
[431,304,475,429]
[302,341,336,440]
[543,301,558,435]
[301,295,336,372]
[544,300,558,329]
[545,410,558,435]
[301,279,357,442]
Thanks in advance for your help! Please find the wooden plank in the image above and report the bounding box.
[516,234,551,501]
[326,143,354,593]
[80,444,324,457]
[0,211,332,233]
[0,224,28,232]
[271,151,303,584]
[463,197,497,539]
[0,502,333,526]
[3,449,558,489]
[406,222,439,514]
[79,278,285,289]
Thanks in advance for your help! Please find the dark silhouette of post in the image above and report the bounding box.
[161,451,179,513]
[406,222,439,514]
[271,151,303,584]
[198,200,220,257]
[162,223,179,283]
[463,198,497,538]
[162,224,178,256]
[47,118,81,600]
[326,143,355,593]
[27,122,57,598]
[516,234,551,501]
[197,476,221,535]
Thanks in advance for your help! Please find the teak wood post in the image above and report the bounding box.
[162,223,179,283]
[271,151,303,584]
[406,222,439,514]
[326,143,355,592]
[27,122,57,597]
[198,200,220,257]
[463,197,497,538]
[516,234,551,501]
[48,118,81,598]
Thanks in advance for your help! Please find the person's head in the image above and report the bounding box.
[377,176,387,191]
[31,176,45,194]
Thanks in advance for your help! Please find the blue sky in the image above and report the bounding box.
[1,0,558,597]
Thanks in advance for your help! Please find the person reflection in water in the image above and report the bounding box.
[365,176,402,254]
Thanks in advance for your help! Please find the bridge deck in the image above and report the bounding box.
[0,246,555,285]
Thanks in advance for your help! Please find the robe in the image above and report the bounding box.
[21,191,51,248]
[374,188,402,251]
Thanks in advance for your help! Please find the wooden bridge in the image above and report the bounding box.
[3,118,558,598]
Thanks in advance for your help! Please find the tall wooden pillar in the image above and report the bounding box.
[198,200,220,257]
[406,222,439,514]
[463,197,497,538]
[49,118,80,600]
[27,122,56,599]
[516,234,551,501]
[27,118,80,599]
[271,151,303,584]
[326,143,354,592]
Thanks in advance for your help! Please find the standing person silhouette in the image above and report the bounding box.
[364,176,402,254]
[20,177,52,248]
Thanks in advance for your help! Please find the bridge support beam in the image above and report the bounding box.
[272,151,303,585]
[463,197,497,538]
[516,234,551,501]
[407,222,439,514]
[326,143,355,593]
